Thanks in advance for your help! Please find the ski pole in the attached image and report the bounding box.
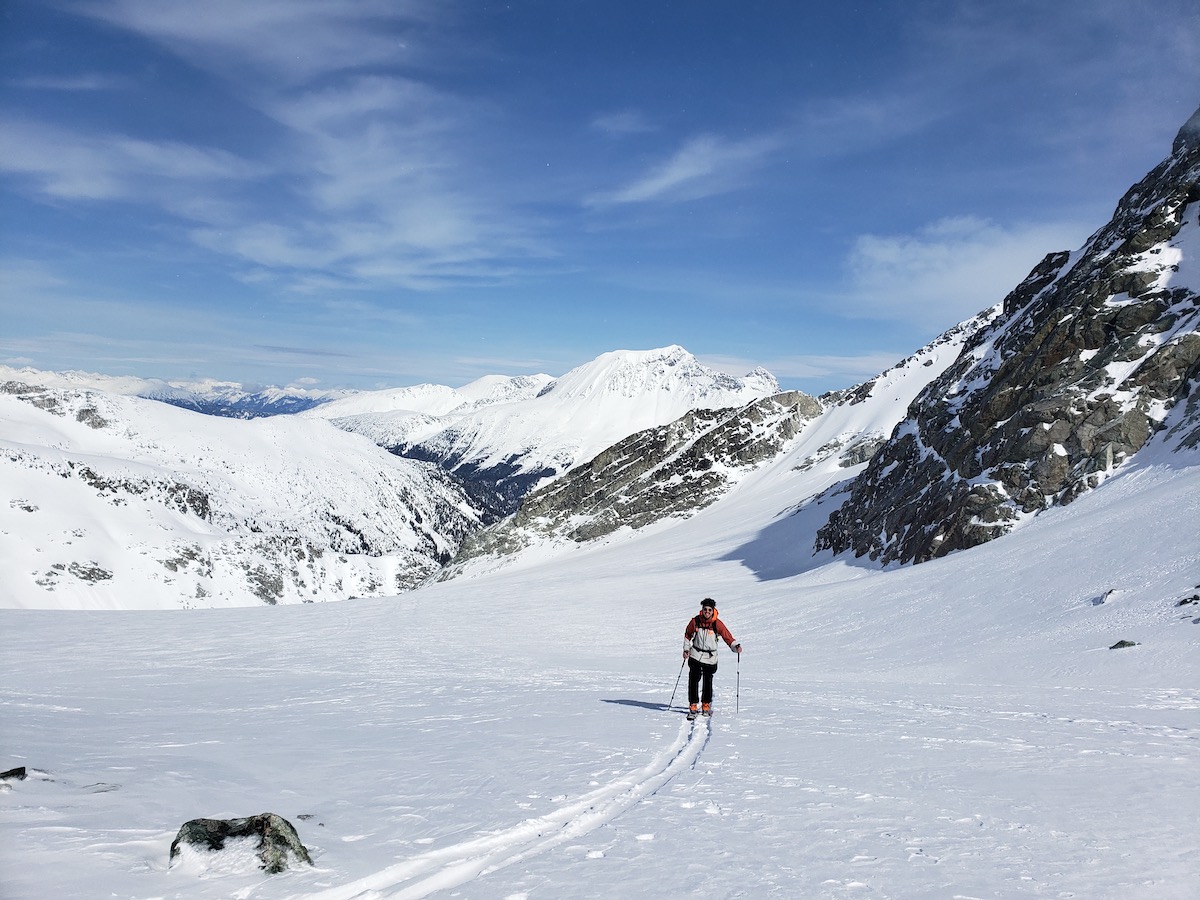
[668,656,687,710]
[735,651,740,715]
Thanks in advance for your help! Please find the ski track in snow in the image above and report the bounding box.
[295,716,711,900]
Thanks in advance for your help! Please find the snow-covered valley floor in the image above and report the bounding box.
[3,448,1199,898]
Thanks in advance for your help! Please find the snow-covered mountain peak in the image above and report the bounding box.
[302,374,556,422]
[301,383,471,419]
[456,373,556,406]
[1,364,174,397]
[545,345,778,403]
[1173,103,1200,155]
[391,346,781,504]
[308,346,781,511]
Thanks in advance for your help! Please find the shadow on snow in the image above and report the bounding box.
[600,698,687,713]
[718,486,880,581]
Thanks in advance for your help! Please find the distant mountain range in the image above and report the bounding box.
[0,367,353,418]
[2,105,1197,610]
[0,347,781,608]
[442,311,997,581]
[308,345,780,515]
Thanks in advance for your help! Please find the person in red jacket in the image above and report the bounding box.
[683,597,741,719]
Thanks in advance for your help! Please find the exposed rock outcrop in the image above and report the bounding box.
[816,105,1200,565]
[445,390,822,572]
[169,813,313,874]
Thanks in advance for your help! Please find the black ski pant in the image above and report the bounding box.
[687,657,717,705]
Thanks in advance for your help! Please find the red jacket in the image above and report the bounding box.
[684,609,737,662]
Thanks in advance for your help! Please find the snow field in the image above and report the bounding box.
[2,380,1198,898]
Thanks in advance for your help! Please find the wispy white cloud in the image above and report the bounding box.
[0,118,259,201]
[257,74,502,255]
[0,119,126,200]
[0,258,71,296]
[32,3,546,291]
[266,75,451,141]
[791,91,950,160]
[837,216,1091,328]
[75,0,441,84]
[590,110,657,138]
[585,133,782,207]
[0,266,423,386]
[6,73,129,91]
[898,1,1200,161]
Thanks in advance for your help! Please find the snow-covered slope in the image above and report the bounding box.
[1,349,781,603]
[2,371,1196,898]
[301,373,558,422]
[445,310,995,580]
[301,373,556,454]
[0,380,482,609]
[0,324,979,609]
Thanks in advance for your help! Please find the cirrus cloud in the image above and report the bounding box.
[585,132,782,208]
[838,215,1092,328]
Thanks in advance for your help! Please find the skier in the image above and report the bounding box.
[682,597,741,719]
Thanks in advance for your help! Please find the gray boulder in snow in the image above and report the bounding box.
[169,813,313,874]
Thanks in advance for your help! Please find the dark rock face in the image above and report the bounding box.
[152,393,332,419]
[816,105,1200,565]
[169,813,313,874]
[447,391,822,569]
[396,442,552,520]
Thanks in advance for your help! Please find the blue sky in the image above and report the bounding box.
[2,1,1199,394]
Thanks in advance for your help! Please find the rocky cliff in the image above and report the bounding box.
[815,105,1200,565]
[444,390,822,574]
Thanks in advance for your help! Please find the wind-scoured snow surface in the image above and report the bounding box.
[3,383,1198,898]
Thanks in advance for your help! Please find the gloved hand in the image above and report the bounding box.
[682,649,690,659]
[732,642,742,654]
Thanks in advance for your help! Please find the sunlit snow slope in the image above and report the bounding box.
[2,388,1197,899]
[0,384,481,609]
